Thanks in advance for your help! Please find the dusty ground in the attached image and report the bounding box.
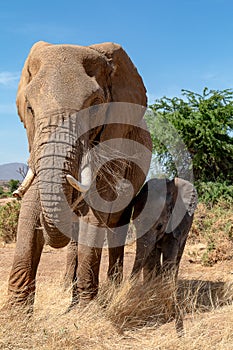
[0,243,136,285]
[1,242,232,292]
[1,198,232,286]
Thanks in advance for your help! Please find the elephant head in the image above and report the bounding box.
[16,41,152,248]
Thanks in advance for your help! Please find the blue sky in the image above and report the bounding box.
[0,0,233,164]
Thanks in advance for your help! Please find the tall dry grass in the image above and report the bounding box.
[0,274,232,350]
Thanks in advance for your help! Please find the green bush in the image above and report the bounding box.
[0,192,13,199]
[148,88,233,184]
[8,179,20,193]
[196,181,233,206]
[0,201,21,243]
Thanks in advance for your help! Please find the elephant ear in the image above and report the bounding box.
[89,42,149,141]
[174,178,198,217]
[16,54,33,150]
[16,41,50,151]
[89,42,147,106]
[89,43,151,198]
[166,178,198,234]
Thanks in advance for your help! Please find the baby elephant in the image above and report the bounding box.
[131,177,197,281]
[131,177,197,334]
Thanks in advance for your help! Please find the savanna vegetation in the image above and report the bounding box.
[147,88,233,205]
[0,179,20,199]
[0,88,232,349]
[0,200,20,243]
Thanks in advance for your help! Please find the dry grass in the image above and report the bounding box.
[0,274,233,350]
[0,201,233,349]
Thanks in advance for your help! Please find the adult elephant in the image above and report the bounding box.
[8,41,152,309]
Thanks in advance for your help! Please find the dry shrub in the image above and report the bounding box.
[98,276,178,330]
[188,202,233,265]
[0,200,20,243]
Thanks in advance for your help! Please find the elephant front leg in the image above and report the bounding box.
[64,240,80,310]
[64,239,78,290]
[160,235,180,280]
[7,181,44,311]
[76,244,102,304]
[143,245,162,282]
[160,235,184,336]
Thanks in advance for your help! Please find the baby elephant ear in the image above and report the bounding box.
[174,178,198,216]
[90,42,147,106]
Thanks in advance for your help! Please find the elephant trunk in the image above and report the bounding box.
[38,153,74,248]
[33,113,87,249]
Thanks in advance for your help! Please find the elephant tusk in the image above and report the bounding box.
[66,174,90,193]
[13,168,35,198]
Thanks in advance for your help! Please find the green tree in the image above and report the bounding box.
[8,179,20,193]
[147,88,233,184]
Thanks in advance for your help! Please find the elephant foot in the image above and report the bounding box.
[65,294,95,314]
[74,282,98,304]
[2,293,35,316]
[64,295,80,314]
[65,285,96,313]
[64,302,78,314]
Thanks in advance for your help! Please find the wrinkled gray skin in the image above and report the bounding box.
[131,178,197,279]
[131,177,197,334]
[7,41,152,309]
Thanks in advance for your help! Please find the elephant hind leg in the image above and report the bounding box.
[107,206,131,285]
[64,240,78,291]
[107,246,124,284]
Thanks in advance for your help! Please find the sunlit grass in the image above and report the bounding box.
[0,275,232,350]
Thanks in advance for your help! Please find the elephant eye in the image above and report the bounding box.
[156,223,163,231]
[92,97,104,105]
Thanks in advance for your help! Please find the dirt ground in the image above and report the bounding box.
[0,198,232,287]
[0,242,232,290]
[0,241,233,350]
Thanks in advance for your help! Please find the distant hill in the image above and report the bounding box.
[0,163,27,181]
